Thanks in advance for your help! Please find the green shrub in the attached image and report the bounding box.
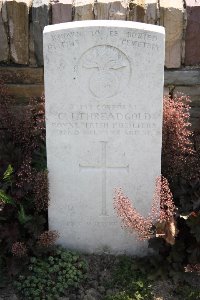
[148,95,200,280]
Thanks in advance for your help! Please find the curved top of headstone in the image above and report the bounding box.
[44,20,165,34]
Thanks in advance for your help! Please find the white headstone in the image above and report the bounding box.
[44,21,165,255]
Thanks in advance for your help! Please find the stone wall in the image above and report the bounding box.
[0,0,200,132]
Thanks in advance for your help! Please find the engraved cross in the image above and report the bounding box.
[79,141,129,216]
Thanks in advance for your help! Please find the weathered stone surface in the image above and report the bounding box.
[6,0,31,64]
[5,84,44,101]
[44,21,165,254]
[163,87,169,96]
[74,0,94,20]
[31,0,50,66]
[109,0,128,20]
[0,1,9,62]
[160,0,184,68]
[190,107,200,131]
[94,0,110,19]
[52,0,72,24]
[128,0,145,22]
[165,69,200,86]
[94,0,128,20]
[173,85,200,107]
[185,0,200,66]
[0,67,43,84]
[173,85,200,131]
[144,0,158,24]
[29,23,37,66]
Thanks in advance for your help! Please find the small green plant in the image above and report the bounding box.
[14,246,87,300]
[105,256,153,300]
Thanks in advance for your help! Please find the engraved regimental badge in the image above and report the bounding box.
[78,45,131,98]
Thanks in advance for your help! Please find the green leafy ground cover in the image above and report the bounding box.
[10,252,200,300]
[14,247,87,299]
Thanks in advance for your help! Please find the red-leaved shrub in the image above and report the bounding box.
[162,93,194,179]
[114,176,178,245]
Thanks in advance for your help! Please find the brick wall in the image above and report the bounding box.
[0,0,200,132]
